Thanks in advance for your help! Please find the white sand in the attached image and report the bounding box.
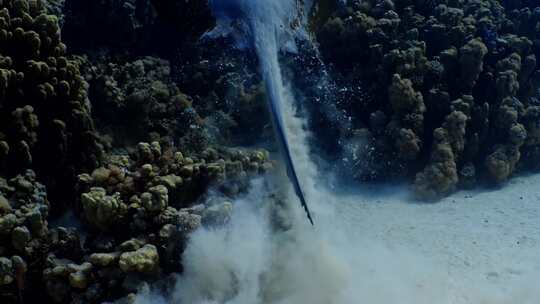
[325,173,540,303]
[157,174,540,304]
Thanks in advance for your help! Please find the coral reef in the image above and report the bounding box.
[387,74,426,160]
[2,0,540,302]
[0,0,103,212]
[1,142,271,302]
[0,170,49,302]
[317,0,540,198]
[0,1,272,302]
[174,40,271,146]
[77,55,209,150]
[415,110,468,199]
[32,142,270,303]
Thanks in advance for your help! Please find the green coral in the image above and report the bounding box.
[118,244,159,274]
[141,185,168,213]
[81,187,127,231]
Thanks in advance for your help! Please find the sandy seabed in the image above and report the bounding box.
[153,173,540,304]
[330,173,540,304]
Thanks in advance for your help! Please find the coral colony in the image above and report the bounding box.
[0,0,540,303]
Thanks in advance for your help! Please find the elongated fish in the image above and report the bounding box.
[267,88,315,225]
[208,0,314,225]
